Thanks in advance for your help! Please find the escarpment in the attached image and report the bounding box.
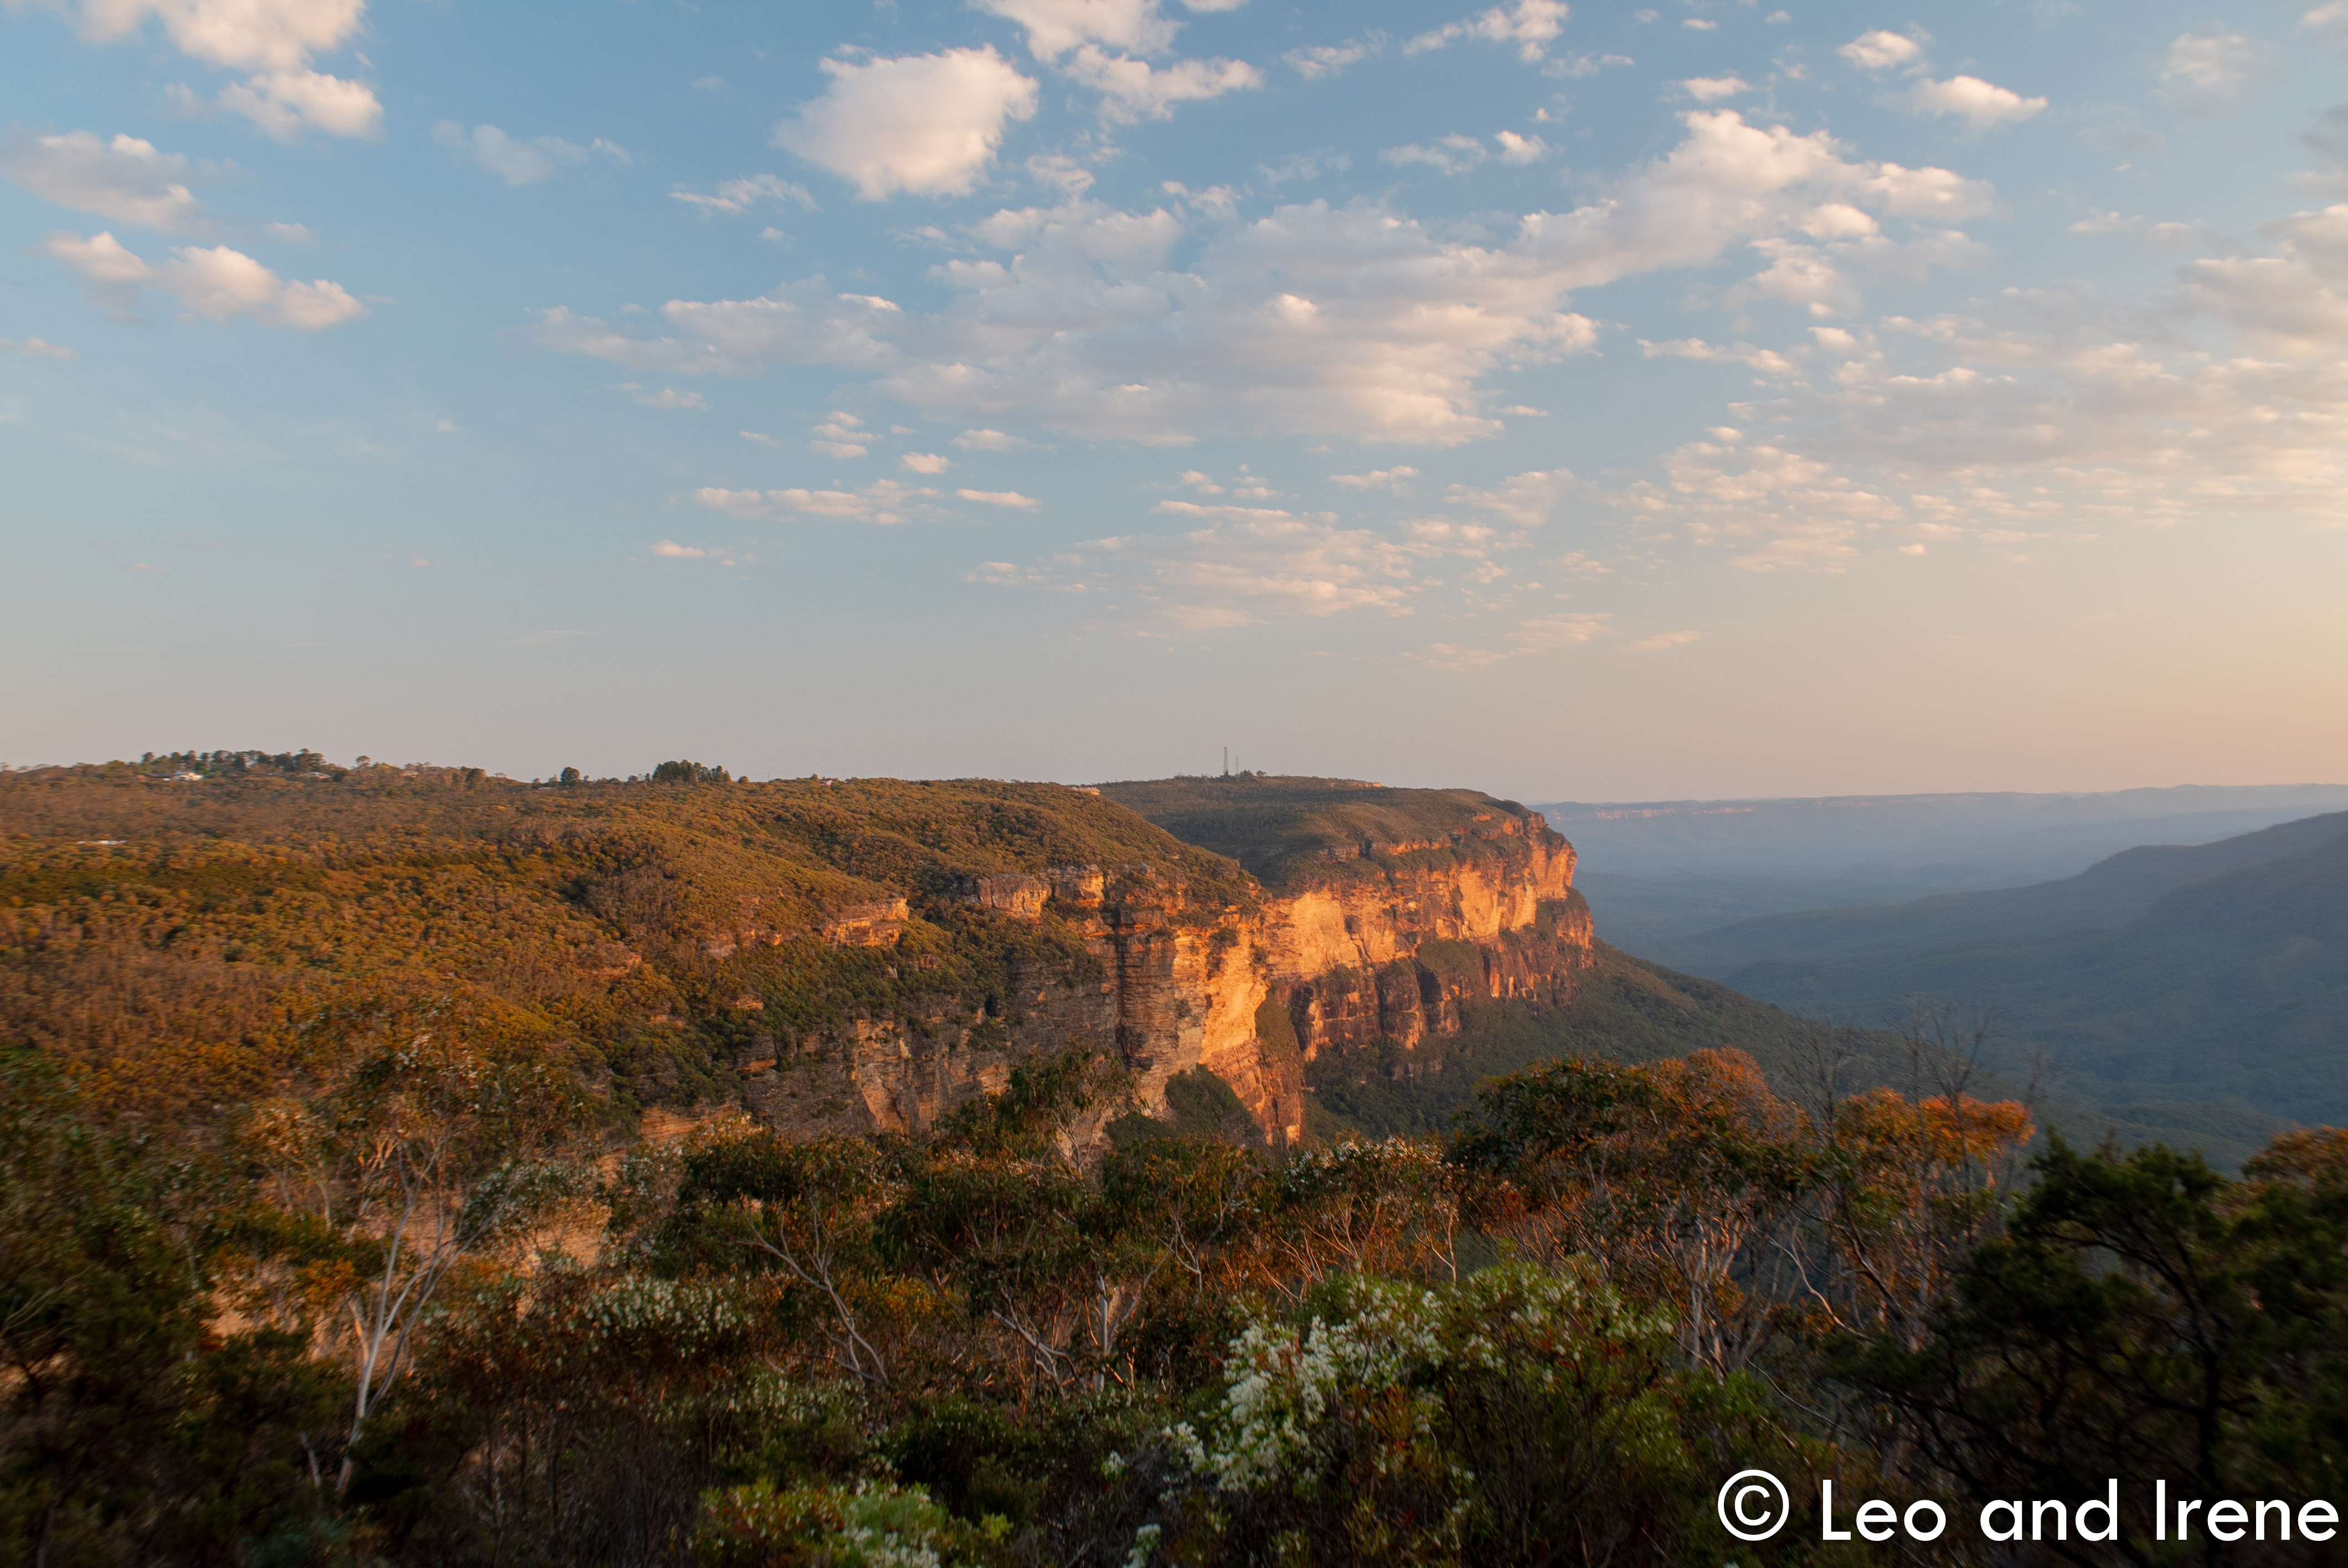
[0,766,1589,1147]
[741,777,1594,1147]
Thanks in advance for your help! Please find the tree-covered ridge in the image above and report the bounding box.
[1095,773,1563,891]
[0,768,1249,1127]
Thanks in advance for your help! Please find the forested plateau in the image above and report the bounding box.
[7,756,2347,1566]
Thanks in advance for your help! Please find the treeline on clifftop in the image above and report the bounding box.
[9,762,2348,1564]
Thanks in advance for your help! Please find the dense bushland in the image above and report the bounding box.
[11,1012,2341,1567]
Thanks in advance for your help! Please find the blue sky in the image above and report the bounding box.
[4,0,2346,799]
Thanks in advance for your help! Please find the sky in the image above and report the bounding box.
[4,0,2346,802]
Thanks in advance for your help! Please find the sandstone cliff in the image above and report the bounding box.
[742,780,1592,1147]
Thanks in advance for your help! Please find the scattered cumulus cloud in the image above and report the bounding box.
[1905,75,2046,130]
[43,230,364,328]
[809,411,870,457]
[540,112,1994,446]
[1681,75,1750,101]
[1382,135,1487,175]
[2157,28,2284,118]
[434,122,591,185]
[2,337,76,359]
[954,428,1032,450]
[694,478,941,524]
[1838,28,2042,130]
[671,174,816,215]
[774,48,1039,199]
[1407,0,1572,63]
[1285,39,1375,79]
[0,131,218,233]
[1422,613,1611,669]
[902,451,952,472]
[1839,29,1924,70]
[1495,130,1549,164]
[1630,629,1701,650]
[213,68,381,141]
[1330,466,1420,492]
[1060,47,1261,121]
[957,487,1041,508]
[30,0,388,141]
[649,539,746,565]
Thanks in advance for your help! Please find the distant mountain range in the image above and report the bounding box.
[1535,784,2348,953]
[1622,809,2348,1141]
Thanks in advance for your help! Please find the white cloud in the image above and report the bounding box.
[649,539,745,564]
[1026,512,1428,628]
[1330,466,1420,491]
[1285,39,1373,79]
[2157,28,2283,118]
[1839,29,1924,70]
[42,230,364,328]
[671,174,815,215]
[1422,613,1611,668]
[0,131,217,233]
[1445,467,1577,524]
[1639,336,1801,375]
[1630,628,1701,649]
[958,487,1042,508]
[44,0,366,70]
[529,281,903,376]
[975,0,1178,61]
[1681,75,1750,101]
[1548,50,1633,78]
[262,220,312,242]
[1495,130,1549,164]
[1904,74,2046,130]
[1060,45,1261,120]
[31,0,383,140]
[1407,0,1572,63]
[901,451,952,472]
[2306,2,2348,49]
[693,478,940,524]
[434,122,589,185]
[809,411,869,456]
[217,68,380,141]
[953,427,1030,450]
[1,337,76,359]
[774,48,1038,200]
[543,113,1991,447]
[620,384,708,409]
[1382,135,1487,175]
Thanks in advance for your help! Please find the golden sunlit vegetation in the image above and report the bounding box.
[0,764,1250,1127]
[7,761,2347,1566]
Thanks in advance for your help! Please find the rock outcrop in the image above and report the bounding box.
[742,800,1592,1147]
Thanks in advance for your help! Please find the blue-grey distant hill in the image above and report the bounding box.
[1639,811,2348,1130]
[1536,784,2348,952]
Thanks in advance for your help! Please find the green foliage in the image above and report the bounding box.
[0,1050,344,1567]
[1155,1261,1788,1566]
[691,1479,1005,1567]
[0,768,1241,1122]
[1096,773,1560,891]
[653,761,733,785]
[1835,1134,2348,1554]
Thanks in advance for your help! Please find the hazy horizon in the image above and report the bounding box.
[7,0,2346,800]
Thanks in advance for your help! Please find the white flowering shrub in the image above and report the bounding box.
[1152,1262,1768,1565]
[691,1478,1003,1568]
